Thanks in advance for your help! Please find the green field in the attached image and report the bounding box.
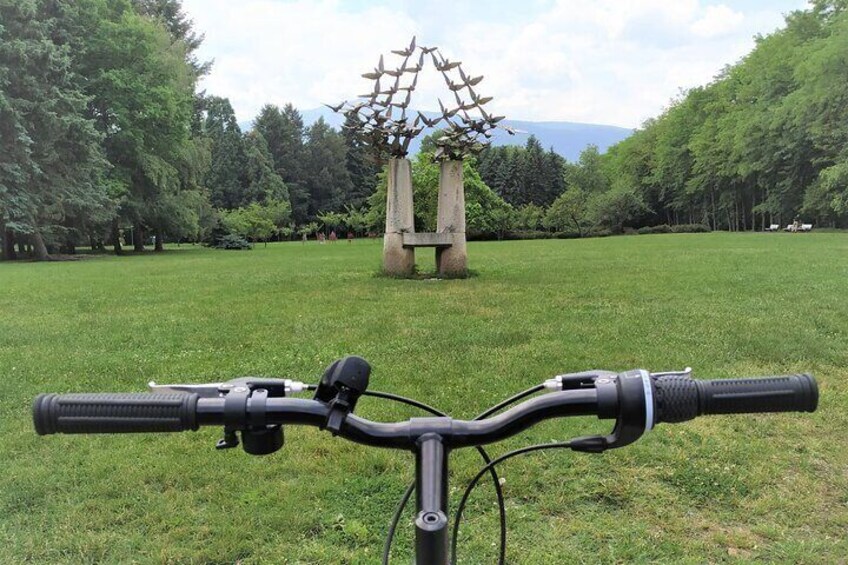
[2,234,846,564]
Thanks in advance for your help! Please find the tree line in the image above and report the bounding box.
[473,0,848,236]
[581,0,848,232]
[0,0,378,260]
[3,0,846,261]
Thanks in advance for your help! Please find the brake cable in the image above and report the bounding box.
[299,384,510,564]
[450,442,573,564]
[378,384,546,565]
[362,390,508,565]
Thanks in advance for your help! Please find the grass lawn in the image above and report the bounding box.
[1,233,846,564]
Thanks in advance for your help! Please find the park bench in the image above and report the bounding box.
[402,232,454,248]
[765,224,780,231]
[783,223,814,232]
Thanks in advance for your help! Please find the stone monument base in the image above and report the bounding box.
[382,158,416,277]
[383,232,415,276]
[436,160,467,277]
[435,237,467,277]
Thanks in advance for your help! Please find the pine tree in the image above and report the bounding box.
[304,118,352,217]
[243,131,289,204]
[253,104,310,223]
[203,96,248,208]
[522,136,548,206]
[0,0,108,260]
[342,112,380,207]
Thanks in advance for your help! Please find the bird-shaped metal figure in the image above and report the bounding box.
[433,53,462,72]
[469,91,493,106]
[391,36,416,58]
[417,112,442,128]
[479,107,506,124]
[438,98,458,119]
[458,68,484,87]
[324,101,346,112]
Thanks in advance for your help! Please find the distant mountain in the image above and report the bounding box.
[240,107,633,161]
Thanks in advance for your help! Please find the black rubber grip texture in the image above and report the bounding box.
[653,374,818,424]
[33,393,199,435]
[652,375,700,423]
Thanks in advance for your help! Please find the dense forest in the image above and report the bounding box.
[594,0,848,232]
[2,0,846,260]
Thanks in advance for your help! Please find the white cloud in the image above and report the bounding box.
[183,0,805,128]
[691,4,745,38]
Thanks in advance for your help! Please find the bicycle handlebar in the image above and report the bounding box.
[33,392,201,434]
[33,390,600,448]
[652,373,818,423]
[33,370,819,451]
[30,364,819,565]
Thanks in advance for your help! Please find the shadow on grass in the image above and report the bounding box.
[374,266,479,280]
[1,246,205,263]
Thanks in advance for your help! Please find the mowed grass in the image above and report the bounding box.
[1,233,847,564]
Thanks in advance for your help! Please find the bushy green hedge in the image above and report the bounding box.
[633,224,711,235]
[495,231,556,240]
[637,224,673,234]
[671,223,711,233]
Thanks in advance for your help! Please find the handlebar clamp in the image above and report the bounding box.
[215,379,285,456]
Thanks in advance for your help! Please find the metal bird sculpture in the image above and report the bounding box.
[327,38,509,159]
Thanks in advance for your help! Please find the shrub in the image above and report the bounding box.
[212,234,252,250]
[671,223,711,233]
[586,228,613,238]
[499,230,555,240]
[553,231,581,239]
[637,224,672,235]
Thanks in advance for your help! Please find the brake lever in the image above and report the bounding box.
[148,381,225,397]
[148,378,308,398]
[650,367,692,378]
[569,369,656,453]
[543,370,618,391]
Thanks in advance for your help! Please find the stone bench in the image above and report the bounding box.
[402,232,454,248]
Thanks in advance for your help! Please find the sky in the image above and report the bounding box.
[182,0,810,129]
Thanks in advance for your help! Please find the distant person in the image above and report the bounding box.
[329,230,337,242]
[318,232,325,244]
[302,232,307,244]
[347,231,354,244]
[792,217,800,232]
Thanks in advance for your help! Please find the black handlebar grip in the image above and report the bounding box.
[653,374,818,424]
[33,393,200,435]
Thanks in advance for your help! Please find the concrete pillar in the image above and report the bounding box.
[436,160,467,277]
[383,158,416,276]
